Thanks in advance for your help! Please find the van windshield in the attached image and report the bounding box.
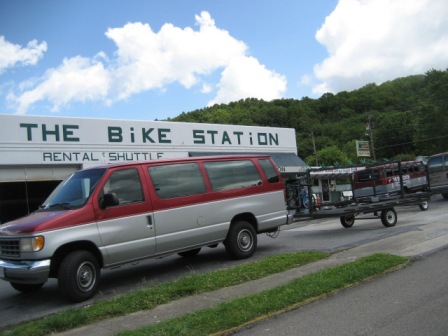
[40,168,106,211]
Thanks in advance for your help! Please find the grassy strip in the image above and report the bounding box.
[118,254,410,336]
[0,251,327,336]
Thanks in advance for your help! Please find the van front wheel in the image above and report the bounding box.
[58,250,100,302]
[225,220,257,260]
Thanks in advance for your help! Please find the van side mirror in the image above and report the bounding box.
[100,193,119,209]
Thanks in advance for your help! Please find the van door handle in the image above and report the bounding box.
[147,215,153,228]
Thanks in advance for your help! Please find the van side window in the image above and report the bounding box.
[204,160,261,191]
[148,163,206,199]
[102,168,144,205]
[259,159,280,183]
[358,170,377,182]
[428,156,443,171]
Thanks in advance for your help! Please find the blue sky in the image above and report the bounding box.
[0,0,447,121]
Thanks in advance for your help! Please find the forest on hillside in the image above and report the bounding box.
[169,69,448,166]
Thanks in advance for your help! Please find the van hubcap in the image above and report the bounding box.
[77,261,96,292]
[238,230,253,251]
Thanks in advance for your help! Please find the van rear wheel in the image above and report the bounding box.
[224,220,257,259]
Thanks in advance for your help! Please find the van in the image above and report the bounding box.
[0,155,292,302]
[352,161,428,201]
[427,152,448,198]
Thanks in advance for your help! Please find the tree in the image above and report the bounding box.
[414,69,448,155]
[307,146,350,167]
[374,110,416,159]
[169,69,448,160]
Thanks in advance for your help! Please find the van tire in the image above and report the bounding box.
[58,250,100,302]
[224,220,257,259]
[442,192,448,199]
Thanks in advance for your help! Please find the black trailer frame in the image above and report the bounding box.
[286,161,443,228]
[290,193,430,228]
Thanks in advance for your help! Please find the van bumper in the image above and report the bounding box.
[0,259,50,284]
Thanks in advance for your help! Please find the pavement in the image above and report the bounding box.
[56,215,448,336]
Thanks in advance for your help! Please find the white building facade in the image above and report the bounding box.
[0,114,304,222]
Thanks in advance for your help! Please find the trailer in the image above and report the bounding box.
[289,193,430,228]
[286,160,446,228]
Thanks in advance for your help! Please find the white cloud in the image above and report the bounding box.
[9,56,110,114]
[201,83,213,94]
[209,56,286,106]
[0,36,47,74]
[8,11,285,114]
[105,11,248,100]
[312,0,448,95]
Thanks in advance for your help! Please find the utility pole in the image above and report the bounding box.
[366,114,376,160]
[311,131,318,166]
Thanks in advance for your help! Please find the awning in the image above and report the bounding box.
[188,152,307,174]
[309,167,365,179]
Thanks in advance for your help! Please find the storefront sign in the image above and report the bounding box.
[0,115,297,166]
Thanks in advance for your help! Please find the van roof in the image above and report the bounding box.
[428,152,448,157]
[357,160,423,170]
[82,154,273,170]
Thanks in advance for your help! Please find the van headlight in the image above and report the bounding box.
[20,236,45,252]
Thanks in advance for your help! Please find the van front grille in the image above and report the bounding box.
[0,239,20,258]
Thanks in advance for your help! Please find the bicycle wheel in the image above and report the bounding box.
[287,196,297,209]
[301,190,311,209]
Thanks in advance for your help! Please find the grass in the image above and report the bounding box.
[0,251,327,336]
[118,254,410,336]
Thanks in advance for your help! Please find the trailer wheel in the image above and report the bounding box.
[381,208,397,227]
[340,215,355,228]
[418,201,429,211]
[224,220,257,259]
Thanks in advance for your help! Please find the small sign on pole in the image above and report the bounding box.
[356,140,371,157]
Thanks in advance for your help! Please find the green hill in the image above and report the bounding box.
[169,69,448,166]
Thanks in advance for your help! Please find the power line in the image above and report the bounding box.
[375,134,448,150]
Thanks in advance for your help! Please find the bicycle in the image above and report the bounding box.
[286,181,316,211]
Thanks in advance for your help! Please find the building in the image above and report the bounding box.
[309,167,361,204]
[0,114,305,223]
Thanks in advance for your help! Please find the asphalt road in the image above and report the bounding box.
[234,246,448,336]
[0,195,446,329]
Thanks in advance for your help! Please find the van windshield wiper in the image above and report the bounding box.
[44,203,73,210]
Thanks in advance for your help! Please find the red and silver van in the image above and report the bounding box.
[0,155,292,302]
[352,161,428,200]
[427,152,448,199]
